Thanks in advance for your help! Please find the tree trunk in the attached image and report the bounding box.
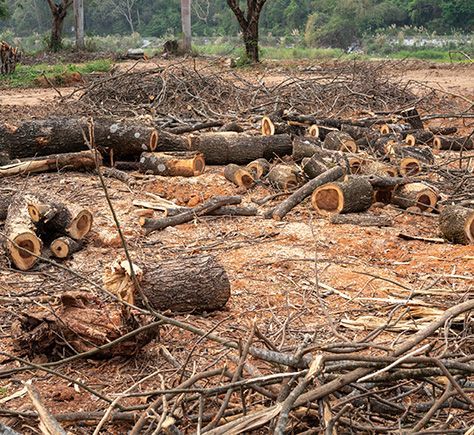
[50,8,68,52]
[139,152,205,177]
[244,20,259,63]
[181,0,192,52]
[391,182,438,212]
[267,164,300,191]
[50,236,83,259]
[439,205,474,245]
[224,164,254,188]
[73,0,85,50]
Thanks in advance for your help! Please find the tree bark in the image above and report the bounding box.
[139,152,205,177]
[267,164,300,190]
[311,177,373,216]
[224,164,254,188]
[0,118,159,160]
[391,182,438,212]
[302,155,328,179]
[439,205,474,245]
[50,236,83,259]
[73,0,85,50]
[181,0,192,52]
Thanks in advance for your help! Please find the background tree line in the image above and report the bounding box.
[0,0,472,50]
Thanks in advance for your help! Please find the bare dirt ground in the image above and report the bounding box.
[0,58,473,433]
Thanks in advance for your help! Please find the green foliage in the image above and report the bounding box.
[0,59,111,88]
[0,1,8,19]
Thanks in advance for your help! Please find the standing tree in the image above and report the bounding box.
[226,0,268,63]
[46,0,73,52]
[181,0,192,52]
[73,0,85,49]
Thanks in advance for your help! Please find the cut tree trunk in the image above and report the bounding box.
[302,155,328,179]
[439,205,474,245]
[311,177,373,216]
[433,136,474,152]
[292,137,322,162]
[187,133,293,165]
[380,123,410,136]
[429,126,457,136]
[141,196,242,234]
[323,131,358,153]
[330,214,393,227]
[308,125,338,141]
[392,182,438,212]
[139,152,205,177]
[246,158,270,179]
[104,255,231,312]
[4,195,43,271]
[224,164,254,188]
[0,118,159,160]
[372,135,399,156]
[405,130,434,146]
[28,197,93,241]
[389,144,434,165]
[396,157,423,177]
[269,166,345,221]
[0,150,100,178]
[360,160,398,177]
[267,165,300,190]
[50,236,83,259]
[340,124,371,141]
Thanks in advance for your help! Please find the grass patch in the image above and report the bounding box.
[0,59,112,88]
[383,49,472,62]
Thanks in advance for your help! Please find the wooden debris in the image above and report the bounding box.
[104,255,231,313]
[224,164,254,188]
[267,164,300,190]
[50,237,83,259]
[330,214,393,227]
[392,182,438,212]
[433,135,474,151]
[323,131,358,153]
[0,41,20,75]
[139,152,205,177]
[439,205,474,245]
[302,155,328,179]
[292,136,322,161]
[246,158,270,179]
[312,177,373,215]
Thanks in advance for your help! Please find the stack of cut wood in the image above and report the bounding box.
[0,41,20,75]
[1,194,93,270]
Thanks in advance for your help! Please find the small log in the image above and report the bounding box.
[169,121,224,134]
[405,130,434,146]
[101,166,133,184]
[372,135,399,156]
[0,150,101,178]
[340,124,371,141]
[397,157,423,177]
[330,214,393,227]
[429,126,457,136]
[308,125,338,140]
[433,136,474,152]
[311,177,373,215]
[139,152,205,177]
[439,205,474,245]
[270,166,345,220]
[392,182,438,212]
[218,122,244,133]
[141,195,242,234]
[28,198,93,241]
[356,132,382,149]
[104,255,231,313]
[400,107,423,130]
[224,164,254,188]
[50,237,83,259]
[114,161,140,171]
[261,116,289,136]
[187,133,293,165]
[346,154,365,175]
[360,160,398,177]
[302,155,328,179]
[246,158,270,179]
[380,124,410,136]
[4,195,43,271]
[389,144,435,165]
[165,206,257,218]
[267,165,300,190]
[323,131,358,153]
[292,137,322,161]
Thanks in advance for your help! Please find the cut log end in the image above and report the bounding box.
[261,116,275,136]
[308,125,319,138]
[439,206,474,245]
[392,182,438,212]
[50,237,83,259]
[246,158,270,179]
[312,186,343,215]
[8,232,42,271]
[150,130,159,151]
[224,164,254,188]
[399,158,422,176]
[67,210,93,240]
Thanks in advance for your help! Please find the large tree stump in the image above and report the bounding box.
[439,205,474,245]
[323,131,358,153]
[391,182,438,212]
[139,152,205,177]
[224,164,254,188]
[4,195,43,271]
[187,133,293,165]
[311,177,373,215]
[0,118,159,160]
[104,255,231,313]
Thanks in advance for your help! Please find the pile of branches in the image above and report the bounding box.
[78,61,424,119]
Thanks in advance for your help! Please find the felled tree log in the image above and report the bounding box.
[224,164,254,188]
[340,124,371,141]
[269,166,345,220]
[433,136,474,152]
[311,177,373,215]
[218,122,244,133]
[302,155,328,179]
[4,195,43,271]
[101,166,134,184]
[104,255,231,313]
[50,237,83,259]
[308,125,338,140]
[141,195,242,234]
[12,292,157,358]
[0,192,14,221]
[400,106,423,130]
[246,158,270,179]
[429,126,457,135]
[389,144,435,165]
[28,198,93,241]
[360,160,398,177]
[292,137,322,161]
[330,214,393,227]
[187,133,293,165]
[396,157,423,177]
[261,116,291,136]
[0,118,159,160]
[168,121,224,134]
[0,150,101,178]
[380,123,410,136]
[139,152,205,177]
[323,131,358,153]
[392,182,438,212]
[267,164,300,190]
[439,205,474,245]
[372,135,399,156]
[405,130,434,146]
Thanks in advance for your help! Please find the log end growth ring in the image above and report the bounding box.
[8,232,42,271]
[311,185,343,215]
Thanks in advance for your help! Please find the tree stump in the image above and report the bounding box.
[439,205,474,245]
[311,177,373,215]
